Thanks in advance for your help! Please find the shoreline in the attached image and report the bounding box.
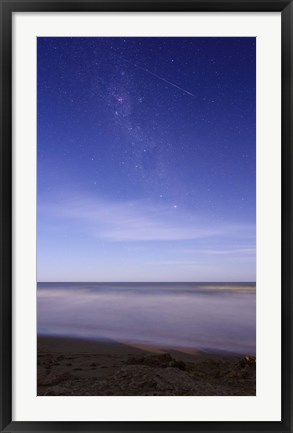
[38,335,256,396]
[38,333,250,356]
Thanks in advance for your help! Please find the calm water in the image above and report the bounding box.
[37,282,256,355]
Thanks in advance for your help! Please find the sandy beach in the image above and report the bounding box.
[38,335,256,396]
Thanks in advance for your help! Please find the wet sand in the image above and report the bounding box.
[38,335,256,396]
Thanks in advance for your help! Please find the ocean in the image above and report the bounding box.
[37,282,256,355]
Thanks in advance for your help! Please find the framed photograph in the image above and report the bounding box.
[1,0,292,432]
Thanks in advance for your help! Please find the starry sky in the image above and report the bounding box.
[37,37,256,282]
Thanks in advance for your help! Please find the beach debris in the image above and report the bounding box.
[239,356,256,368]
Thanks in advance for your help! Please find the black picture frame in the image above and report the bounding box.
[1,0,292,432]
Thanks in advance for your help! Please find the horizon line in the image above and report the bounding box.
[37,281,256,284]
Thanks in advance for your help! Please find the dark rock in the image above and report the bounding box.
[126,355,144,365]
[168,360,186,371]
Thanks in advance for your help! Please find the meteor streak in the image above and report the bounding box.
[114,54,195,97]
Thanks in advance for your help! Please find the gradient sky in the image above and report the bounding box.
[37,37,256,282]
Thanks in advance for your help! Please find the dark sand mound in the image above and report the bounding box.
[38,336,256,396]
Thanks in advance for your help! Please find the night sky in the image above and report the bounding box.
[37,37,256,282]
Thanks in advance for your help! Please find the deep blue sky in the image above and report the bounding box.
[37,37,256,282]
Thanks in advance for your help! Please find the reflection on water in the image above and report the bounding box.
[37,282,256,355]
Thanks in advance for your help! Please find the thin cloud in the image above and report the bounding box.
[39,195,255,243]
[181,248,256,256]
